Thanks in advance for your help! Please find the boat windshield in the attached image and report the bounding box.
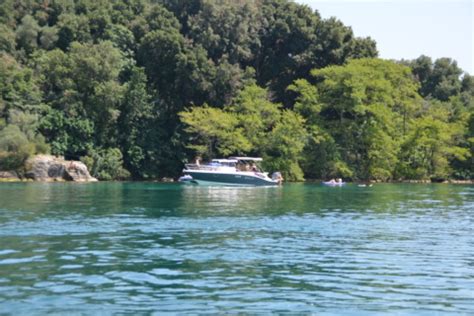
[235,160,264,172]
[184,158,267,171]
[210,159,237,167]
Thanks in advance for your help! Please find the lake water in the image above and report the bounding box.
[0,182,473,314]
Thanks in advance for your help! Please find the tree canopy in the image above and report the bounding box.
[0,0,471,181]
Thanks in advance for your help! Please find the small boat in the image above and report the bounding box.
[181,157,282,186]
[322,179,345,186]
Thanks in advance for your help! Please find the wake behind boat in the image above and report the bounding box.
[180,157,282,186]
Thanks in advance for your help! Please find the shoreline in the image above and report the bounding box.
[1,177,473,184]
[306,179,474,184]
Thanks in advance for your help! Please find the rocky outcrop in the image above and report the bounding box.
[25,155,97,182]
[0,171,20,181]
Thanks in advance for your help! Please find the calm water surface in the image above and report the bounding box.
[0,182,473,314]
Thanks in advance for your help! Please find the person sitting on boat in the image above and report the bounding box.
[251,163,258,172]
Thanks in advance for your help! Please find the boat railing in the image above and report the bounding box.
[184,164,235,171]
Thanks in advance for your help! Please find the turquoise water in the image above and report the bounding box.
[0,182,473,314]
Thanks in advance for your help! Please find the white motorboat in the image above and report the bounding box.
[180,157,282,186]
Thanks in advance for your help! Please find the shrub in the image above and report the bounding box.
[81,148,130,180]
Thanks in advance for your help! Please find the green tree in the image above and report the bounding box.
[39,26,58,50]
[0,0,470,182]
[139,27,216,111]
[187,1,260,64]
[35,41,125,156]
[210,60,255,107]
[262,110,307,181]
[408,55,463,101]
[180,84,308,180]
[117,66,156,178]
[39,109,95,156]
[0,23,15,53]
[0,110,49,172]
[254,2,377,105]
[230,84,308,180]
[179,105,251,159]
[15,15,41,55]
[0,50,47,172]
[229,84,282,148]
[290,59,421,180]
[0,0,15,27]
[56,13,91,49]
[0,53,42,118]
[396,106,469,180]
[0,124,34,170]
[81,147,130,180]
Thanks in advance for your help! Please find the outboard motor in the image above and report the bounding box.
[271,172,283,184]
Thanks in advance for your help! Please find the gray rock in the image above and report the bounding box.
[25,155,97,182]
[63,161,97,182]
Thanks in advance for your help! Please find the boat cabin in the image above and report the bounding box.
[229,157,264,172]
[185,157,265,172]
[210,159,238,167]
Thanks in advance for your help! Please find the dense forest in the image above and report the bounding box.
[0,0,472,181]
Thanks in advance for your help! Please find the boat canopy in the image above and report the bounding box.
[229,157,263,162]
[211,159,238,163]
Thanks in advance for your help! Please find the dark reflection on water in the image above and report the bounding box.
[0,182,473,314]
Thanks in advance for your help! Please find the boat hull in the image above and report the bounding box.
[183,170,279,186]
[322,181,346,186]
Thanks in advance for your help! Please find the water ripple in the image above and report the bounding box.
[0,183,473,314]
